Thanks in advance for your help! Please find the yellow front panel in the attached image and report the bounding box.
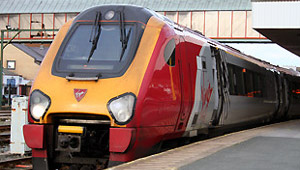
[31,16,166,126]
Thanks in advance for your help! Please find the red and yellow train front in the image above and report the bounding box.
[22,5,190,170]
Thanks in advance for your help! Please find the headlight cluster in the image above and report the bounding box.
[107,93,136,125]
[29,90,51,121]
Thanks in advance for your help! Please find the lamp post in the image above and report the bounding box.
[0,28,58,109]
[0,30,4,107]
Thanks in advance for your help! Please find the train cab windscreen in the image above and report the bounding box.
[52,21,139,79]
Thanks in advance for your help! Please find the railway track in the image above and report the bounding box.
[0,110,11,143]
[0,156,32,170]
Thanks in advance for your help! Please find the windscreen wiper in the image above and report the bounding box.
[119,12,126,49]
[119,28,132,61]
[119,12,132,61]
[87,11,102,63]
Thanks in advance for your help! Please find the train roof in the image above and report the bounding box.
[154,13,300,77]
[216,41,300,77]
[73,5,154,26]
[64,5,300,78]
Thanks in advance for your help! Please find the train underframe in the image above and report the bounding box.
[54,124,110,169]
[24,114,172,170]
[25,115,121,169]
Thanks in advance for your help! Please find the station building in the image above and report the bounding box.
[0,0,264,97]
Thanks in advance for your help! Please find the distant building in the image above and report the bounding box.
[2,44,42,96]
[3,68,31,99]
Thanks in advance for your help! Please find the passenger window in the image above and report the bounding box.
[253,73,263,97]
[245,70,254,97]
[227,64,236,95]
[227,63,264,97]
[164,39,176,66]
[227,64,245,96]
[292,82,300,98]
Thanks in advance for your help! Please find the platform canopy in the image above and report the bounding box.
[252,0,300,57]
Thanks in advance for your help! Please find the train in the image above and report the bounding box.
[23,5,300,170]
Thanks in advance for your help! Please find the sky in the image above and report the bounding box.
[226,43,300,69]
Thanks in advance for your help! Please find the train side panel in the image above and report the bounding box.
[210,49,278,126]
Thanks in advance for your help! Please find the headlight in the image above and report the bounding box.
[29,90,51,121]
[107,93,136,125]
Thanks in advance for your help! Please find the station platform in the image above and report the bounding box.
[108,119,300,170]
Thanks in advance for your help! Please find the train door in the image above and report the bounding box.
[210,47,230,126]
[282,77,290,117]
[195,44,218,127]
[274,73,284,119]
[185,43,219,134]
[175,36,193,131]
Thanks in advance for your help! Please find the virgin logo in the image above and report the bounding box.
[74,89,87,102]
